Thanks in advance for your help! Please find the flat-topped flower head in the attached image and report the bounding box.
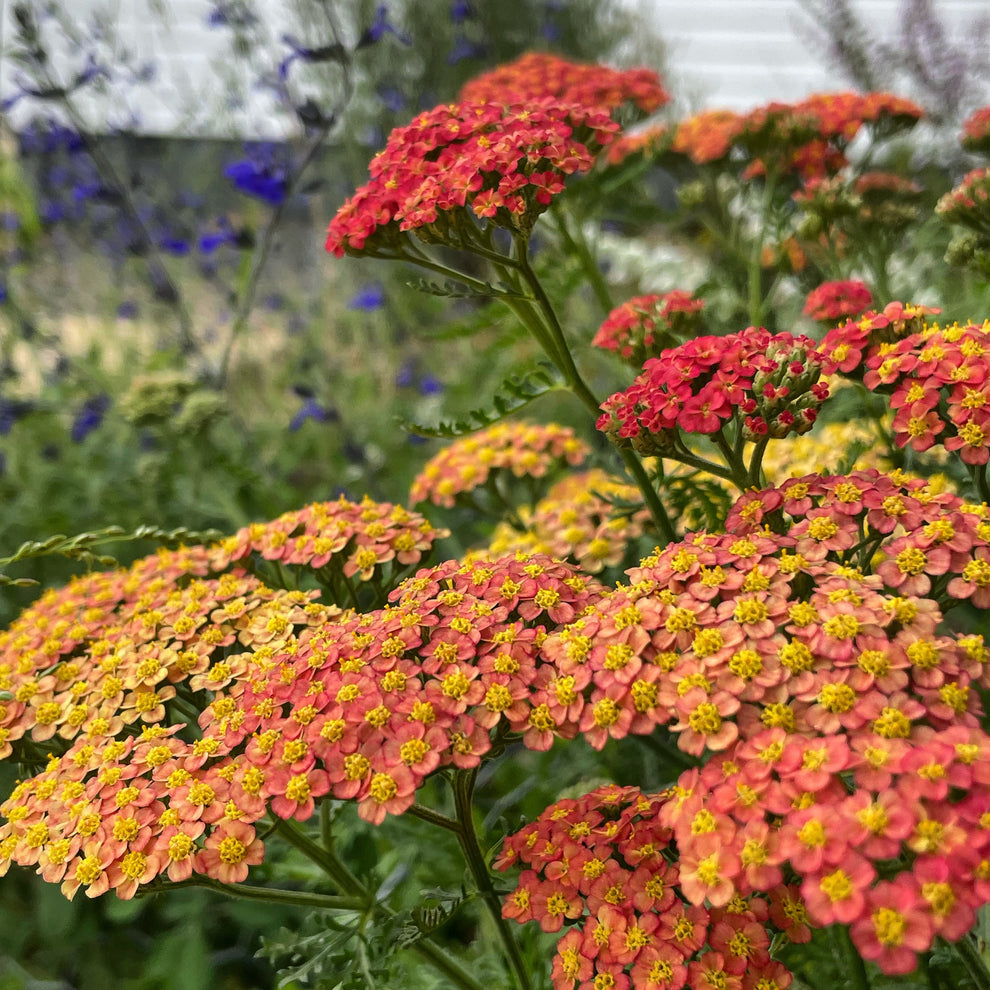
[592,291,705,367]
[458,52,670,116]
[479,469,654,574]
[325,99,620,257]
[597,327,828,455]
[208,496,447,595]
[409,421,589,509]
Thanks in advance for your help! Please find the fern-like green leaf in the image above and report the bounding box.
[406,277,530,300]
[400,364,565,439]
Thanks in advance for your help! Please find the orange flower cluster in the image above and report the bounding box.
[961,105,990,154]
[209,495,446,583]
[481,469,653,573]
[616,92,922,180]
[408,421,589,508]
[1,553,605,900]
[458,52,669,116]
[325,99,620,257]
[498,784,798,990]
[821,310,990,465]
[592,291,705,367]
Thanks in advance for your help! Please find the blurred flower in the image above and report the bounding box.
[395,361,415,388]
[0,398,33,435]
[418,374,443,396]
[224,146,290,206]
[206,1,257,28]
[348,283,385,310]
[450,0,473,22]
[376,85,406,113]
[116,300,139,320]
[158,235,191,256]
[289,397,338,432]
[360,4,411,47]
[803,280,873,322]
[71,394,111,443]
[447,36,487,65]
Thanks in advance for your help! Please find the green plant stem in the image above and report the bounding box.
[274,817,485,990]
[550,208,614,314]
[509,238,677,543]
[451,767,533,990]
[406,802,462,832]
[158,876,367,910]
[746,172,779,329]
[949,935,990,990]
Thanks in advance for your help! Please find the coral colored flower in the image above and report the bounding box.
[850,876,935,975]
[803,280,872,322]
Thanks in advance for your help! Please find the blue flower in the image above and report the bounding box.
[71,394,110,442]
[450,0,473,22]
[348,283,385,310]
[116,300,139,319]
[359,4,411,47]
[446,36,487,65]
[419,375,443,396]
[224,147,289,205]
[395,361,415,388]
[289,397,339,432]
[0,399,32,435]
[377,85,406,113]
[159,235,191,256]
[198,229,236,253]
[206,1,257,28]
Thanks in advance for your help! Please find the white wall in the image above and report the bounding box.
[2,0,989,137]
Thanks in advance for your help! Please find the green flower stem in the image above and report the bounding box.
[747,173,778,329]
[452,767,534,990]
[510,238,677,544]
[401,245,523,293]
[746,435,771,489]
[406,802,461,832]
[160,876,367,911]
[549,208,614,314]
[667,444,746,491]
[274,817,486,990]
[949,935,990,990]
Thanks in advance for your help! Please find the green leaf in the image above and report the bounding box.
[401,364,565,439]
[406,277,529,300]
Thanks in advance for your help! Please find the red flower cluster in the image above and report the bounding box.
[597,328,828,454]
[821,310,990,464]
[961,106,990,154]
[592,291,705,366]
[802,280,873,322]
[481,468,654,573]
[324,100,620,257]
[409,421,590,508]
[458,52,669,116]
[817,301,939,373]
[498,784,797,990]
[936,167,990,235]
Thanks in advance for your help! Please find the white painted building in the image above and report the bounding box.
[2,0,988,137]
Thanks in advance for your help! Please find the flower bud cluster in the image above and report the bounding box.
[597,328,828,454]
[936,167,990,236]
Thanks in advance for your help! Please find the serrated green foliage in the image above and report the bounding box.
[407,277,529,300]
[401,364,565,439]
[0,524,224,586]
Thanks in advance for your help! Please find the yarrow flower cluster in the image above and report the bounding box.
[961,105,990,154]
[803,280,873,322]
[480,469,654,573]
[820,310,990,464]
[612,92,922,178]
[597,328,828,455]
[592,291,705,366]
[408,421,590,508]
[503,472,990,981]
[497,784,799,990]
[936,167,990,236]
[458,51,670,116]
[324,99,621,257]
[208,495,447,588]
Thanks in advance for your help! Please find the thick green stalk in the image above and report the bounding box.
[949,935,990,990]
[747,173,778,329]
[275,817,486,990]
[452,768,534,990]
